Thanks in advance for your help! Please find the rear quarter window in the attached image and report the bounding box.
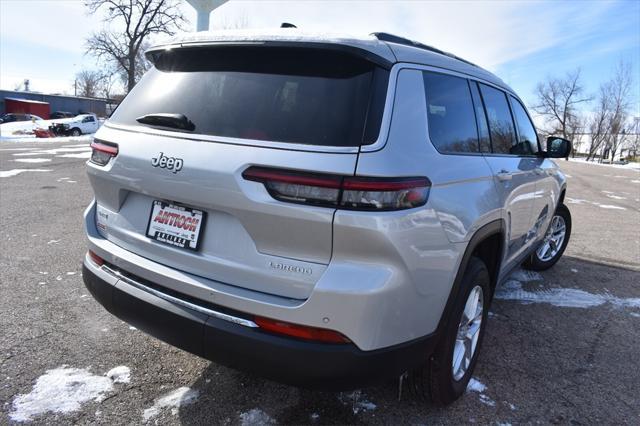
[423,72,479,154]
[109,47,389,147]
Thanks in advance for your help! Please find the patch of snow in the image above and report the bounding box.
[571,268,579,273]
[55,276,62,281]
[0,168,51,178]
[66,272,76,276]
[632,180,640,184]
[239,408,276,425]
[338,390,377,414]
[466,378,487,393]
[310,412,320,421]
[47,240,60,244]
[57,152,91,159]
[566,157,640,171]
[508,402,516,410]
[142,387,199,422]
[9,366,114,422]
[496,269,640,312]
[566,197,589,205]
[13,158,51,163]
[598,204,626,210]
[479,394,496,406]
[605,194,626,200]
[129,326,137,330]
[106,366,130,384]
[631,313,640,318]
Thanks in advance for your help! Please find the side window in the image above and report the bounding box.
[469,82,491,153]
[423,71,479,154]
[478,84,517,155]
[509,96,538,155]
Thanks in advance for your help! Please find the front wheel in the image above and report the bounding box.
[410,257,491,405]
[524,203,572,271]
[70,128,81,137]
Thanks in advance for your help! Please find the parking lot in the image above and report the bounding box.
[1,139,639,425]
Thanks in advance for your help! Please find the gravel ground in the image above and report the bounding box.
[1,140,639,425]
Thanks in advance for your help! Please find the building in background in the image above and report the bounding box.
[0,90,107,118]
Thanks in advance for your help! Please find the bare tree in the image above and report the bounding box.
[85,0,185,92]
[586,85,612,162]
[75,70,104,97]
[532,69,591,140]
[603,61,633,162]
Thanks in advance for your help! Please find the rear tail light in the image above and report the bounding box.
[90,140,118,166]
[243,167,430,211]
[254,316,351,344]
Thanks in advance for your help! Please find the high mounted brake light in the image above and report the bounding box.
[90,140,118,166]
[243,167,430,211]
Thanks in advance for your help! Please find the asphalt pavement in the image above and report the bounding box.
[1,140,639,425]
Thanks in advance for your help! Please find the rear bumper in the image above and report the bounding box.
[83,259,438,390]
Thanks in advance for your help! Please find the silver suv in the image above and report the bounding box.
[82,30,572,404]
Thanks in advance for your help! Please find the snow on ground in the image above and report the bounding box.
[466,378,487,393]
[0,130,94,143]
[495,269,640,311]
[466,377,497,407]
[566,197,626,210]
[338,390,377,414]
[239,408,277,425]
[13,158,51,163]
[9,365,131,422]
[0,168,52,178]
[106,366,131,384]
[142,387,199,422]
[567,157,640,171]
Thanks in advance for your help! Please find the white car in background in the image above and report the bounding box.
[51,113,100,136]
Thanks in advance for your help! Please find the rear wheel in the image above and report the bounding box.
[410,257,490,405]
[524,203,571,271]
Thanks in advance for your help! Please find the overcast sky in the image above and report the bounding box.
[1,0,638,121]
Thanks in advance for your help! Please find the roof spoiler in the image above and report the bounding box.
[145,41,394,69]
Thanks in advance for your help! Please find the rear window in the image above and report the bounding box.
[110,47,389,147]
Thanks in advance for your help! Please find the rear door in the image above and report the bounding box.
[88,45,389,300]
[472,82,538,267]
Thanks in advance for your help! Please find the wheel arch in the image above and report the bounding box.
[435,219,505,337]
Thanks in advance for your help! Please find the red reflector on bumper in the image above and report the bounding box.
[254,316,350,344]
[88,250,104,267]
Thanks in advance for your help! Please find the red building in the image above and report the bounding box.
[4,97,50,119]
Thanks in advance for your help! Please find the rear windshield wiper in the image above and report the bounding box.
[136,113,195,132]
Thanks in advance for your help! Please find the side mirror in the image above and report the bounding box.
[545,137,572,158]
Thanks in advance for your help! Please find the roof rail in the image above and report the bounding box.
[371,32,479,68]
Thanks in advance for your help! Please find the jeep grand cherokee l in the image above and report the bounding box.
[82,30,572,404]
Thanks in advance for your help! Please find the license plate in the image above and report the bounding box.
[146,200,205,251]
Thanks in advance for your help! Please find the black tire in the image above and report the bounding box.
[70,128,81,136]
[409,257,491,405]
[523,203,571,271]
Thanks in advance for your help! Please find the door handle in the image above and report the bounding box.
[497,170,513,182]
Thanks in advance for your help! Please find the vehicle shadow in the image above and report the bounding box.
[177,255,640,425]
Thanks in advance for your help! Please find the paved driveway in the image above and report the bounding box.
[1,141,638,425]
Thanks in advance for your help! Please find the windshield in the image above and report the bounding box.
[109,46,389,147]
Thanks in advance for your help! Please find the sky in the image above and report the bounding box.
[1,0,639,126]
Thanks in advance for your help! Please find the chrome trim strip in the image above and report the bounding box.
[102,265,259,328]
